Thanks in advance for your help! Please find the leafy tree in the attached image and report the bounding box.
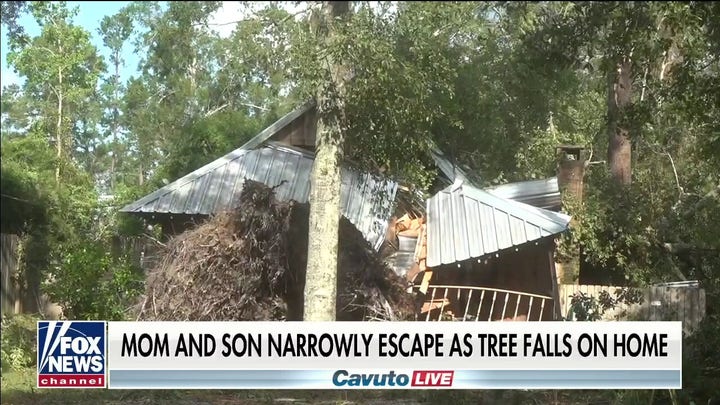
[0,1,28,40]
[6,1,105,183]
[99,12,133,191]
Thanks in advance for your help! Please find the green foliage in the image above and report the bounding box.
[567,288,644,321]
[0,160,48,234]
[43,241,144,321]
[0,3,718,399]
[158,109,267,181]
[682,314,720,401]
[0,314,39,372]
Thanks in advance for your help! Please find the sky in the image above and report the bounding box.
[0,1,254,92]
[1,1,139,90]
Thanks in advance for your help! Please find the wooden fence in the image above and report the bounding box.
[1,233,64,318]
[558,284,706,334]
[1,233,20,316]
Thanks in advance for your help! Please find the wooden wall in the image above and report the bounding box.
[1,233,20,315]
[271,108,317,149]
[431,240,556,296]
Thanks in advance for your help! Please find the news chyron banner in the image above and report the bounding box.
[95,322,682,390]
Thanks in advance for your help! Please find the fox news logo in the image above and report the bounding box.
[37,321,106,388]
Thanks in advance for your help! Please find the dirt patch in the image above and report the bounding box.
[138,180,415,321]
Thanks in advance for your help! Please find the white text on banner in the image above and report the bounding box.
[107,321,682,389]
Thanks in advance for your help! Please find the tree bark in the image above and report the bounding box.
[110,49,120,191]
[55,68,63,184]
[607,58,633,185]
[303,1,350,321]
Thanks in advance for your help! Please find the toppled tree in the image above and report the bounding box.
[138,180,415,322]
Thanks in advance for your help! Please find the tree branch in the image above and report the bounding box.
[203,103,228,117]
[236,102,269,112]
[662,242,719,255]
[682,184,720,218]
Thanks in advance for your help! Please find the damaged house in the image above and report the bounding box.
[405,180,570,321]
[385,150,571,322]
[121,101,396,250]
[122,102,571,322]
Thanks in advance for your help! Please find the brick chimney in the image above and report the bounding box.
[556,145,585,203]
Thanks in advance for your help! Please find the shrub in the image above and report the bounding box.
[43,241,144,321]
[0,314,39,372]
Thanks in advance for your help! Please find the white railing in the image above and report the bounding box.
[413,285,553,322]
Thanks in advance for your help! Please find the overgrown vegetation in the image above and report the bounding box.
[0,314,38,373]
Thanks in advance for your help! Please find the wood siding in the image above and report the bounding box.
[418,241,559,321]
[271,107,316,149]
[1,234,20,315]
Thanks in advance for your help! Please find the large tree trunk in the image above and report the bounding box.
[303,1,351,321]
[607,58,633,185]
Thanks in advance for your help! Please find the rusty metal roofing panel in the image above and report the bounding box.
[426,181,571,268]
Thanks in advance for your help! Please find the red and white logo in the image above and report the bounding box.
[37,321,106,388]
[411,370,454,387]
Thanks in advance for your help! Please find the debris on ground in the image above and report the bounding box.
[138,180,415,322]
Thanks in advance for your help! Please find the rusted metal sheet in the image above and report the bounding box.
[425,181,571,267]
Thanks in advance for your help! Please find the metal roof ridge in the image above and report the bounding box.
[446,183,570,230]
[429,146,474,185]
[120,102,315,213]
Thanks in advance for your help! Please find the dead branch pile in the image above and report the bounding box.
[138,180,415,321]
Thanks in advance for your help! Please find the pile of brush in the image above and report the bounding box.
[137,180,415,322]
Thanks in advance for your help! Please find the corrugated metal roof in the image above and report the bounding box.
[120,102,396,251]
[486,177,562,211]
[430,146,562,211]
[426,181,571,267]
[121,142,396,250]
[430,147,471,184]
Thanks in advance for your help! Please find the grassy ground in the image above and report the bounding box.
[0,368,676,405]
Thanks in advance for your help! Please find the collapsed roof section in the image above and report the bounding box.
[430,148,562,211]
[121,100,567,257]
[425,180,571,268]
[120,103,397,251]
